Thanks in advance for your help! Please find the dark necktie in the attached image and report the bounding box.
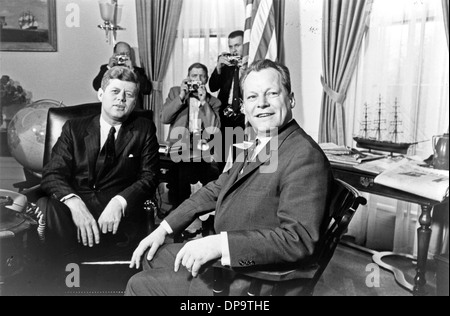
[96,126,116,178]
[231,67,241,112]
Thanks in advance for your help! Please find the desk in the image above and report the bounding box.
[331,162,449,296]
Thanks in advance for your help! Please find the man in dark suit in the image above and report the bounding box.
[93,42,152,109]
[125,60,334,296]
[209,31,247,169]
[39,66,160,264]
[161,63,221,208]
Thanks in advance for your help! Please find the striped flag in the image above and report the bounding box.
[243,0,278,66]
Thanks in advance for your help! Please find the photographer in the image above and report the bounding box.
[92,42,152,109]
[209,31,248,169]
[161,63,221,208]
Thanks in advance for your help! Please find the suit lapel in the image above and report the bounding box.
[115,119,134,157]
[84,115,101,186]
[219,120,301,201]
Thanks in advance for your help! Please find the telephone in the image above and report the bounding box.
[0,190,35,282]
[0,189,42,240]
[0,190,27,213]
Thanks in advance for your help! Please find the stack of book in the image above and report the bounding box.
[320,143,385,165]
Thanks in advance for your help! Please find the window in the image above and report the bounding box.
[163,0,245,93]
[346,0,449,159]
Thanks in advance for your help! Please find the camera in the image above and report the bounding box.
[223,105,238,118]
[116,55,129,65]
[187,80,203,92]
[222,53,242,65]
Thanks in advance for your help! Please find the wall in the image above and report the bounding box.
[284,0,323,141]
[0,0,324,139]
[0,0,139,106]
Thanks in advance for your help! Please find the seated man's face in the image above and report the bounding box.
[228,36,244,57]
[98,79,138,124]
[242,68,293,137]
[188,68,208,85]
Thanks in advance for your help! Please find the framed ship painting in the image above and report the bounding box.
[0,0,57,52]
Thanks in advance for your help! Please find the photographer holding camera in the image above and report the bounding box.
[93,42,152,109]
[161,63,222,208]
[209,30,248,170]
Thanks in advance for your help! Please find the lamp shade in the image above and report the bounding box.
[99,1,115,22]
[114,5,124,25]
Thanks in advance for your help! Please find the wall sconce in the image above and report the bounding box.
[98,0,125,44]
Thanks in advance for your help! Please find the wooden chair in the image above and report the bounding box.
[212,178,367,296]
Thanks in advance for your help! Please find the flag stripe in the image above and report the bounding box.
[254,1,276,61]
[243,0,277,66]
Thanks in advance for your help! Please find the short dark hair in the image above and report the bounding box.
[101,66,140,94]
[228,30,244,39]
[188,63,209,77]
[240,59,292,95]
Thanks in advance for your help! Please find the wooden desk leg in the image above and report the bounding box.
[413,204,433,296]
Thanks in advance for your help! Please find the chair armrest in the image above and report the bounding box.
[20,185,46,204]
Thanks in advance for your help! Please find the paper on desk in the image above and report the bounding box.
[374,160,449,202]
[354,156,406,175]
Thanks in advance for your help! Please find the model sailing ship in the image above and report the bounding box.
[353,95,416,155]
[18,11,38,30]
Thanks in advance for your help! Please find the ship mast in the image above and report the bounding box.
[360,102,370,139]
[390,98,403,143]
[373,94,386,141]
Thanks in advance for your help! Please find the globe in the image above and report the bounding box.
[7,99,65,174]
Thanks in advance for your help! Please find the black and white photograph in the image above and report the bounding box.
[0,0,448,301]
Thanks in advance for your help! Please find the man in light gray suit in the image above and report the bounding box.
[125,59,334,296]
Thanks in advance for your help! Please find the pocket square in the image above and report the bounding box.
[128,154,134,158]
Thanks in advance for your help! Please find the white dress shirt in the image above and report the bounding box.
[188,97,202,133]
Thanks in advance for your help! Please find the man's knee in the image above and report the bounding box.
[125,271,168,296]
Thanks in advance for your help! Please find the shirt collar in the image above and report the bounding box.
[100,115,122,133]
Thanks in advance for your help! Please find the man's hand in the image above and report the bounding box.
[174,235,222,278]
[108,54,118,68]
[121,57,133,69]
[129,226,167,269]
[64,197,100,247]
[198,84,207,105]
[217,53,232,74]
[179,78,190,101]
[98,198,123,235]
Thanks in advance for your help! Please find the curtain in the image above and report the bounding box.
[318,0,373,145]
[136,0,183,139]
[274,0,285,64]
[444,0,449,46]
[162,0,245,140]
[345,0,449,257]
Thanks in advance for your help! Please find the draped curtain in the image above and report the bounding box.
[444,0,449,47]
[345,0,449,256]
[274,0,286,64]
[135,0,183,139]
[318,0,373,145]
